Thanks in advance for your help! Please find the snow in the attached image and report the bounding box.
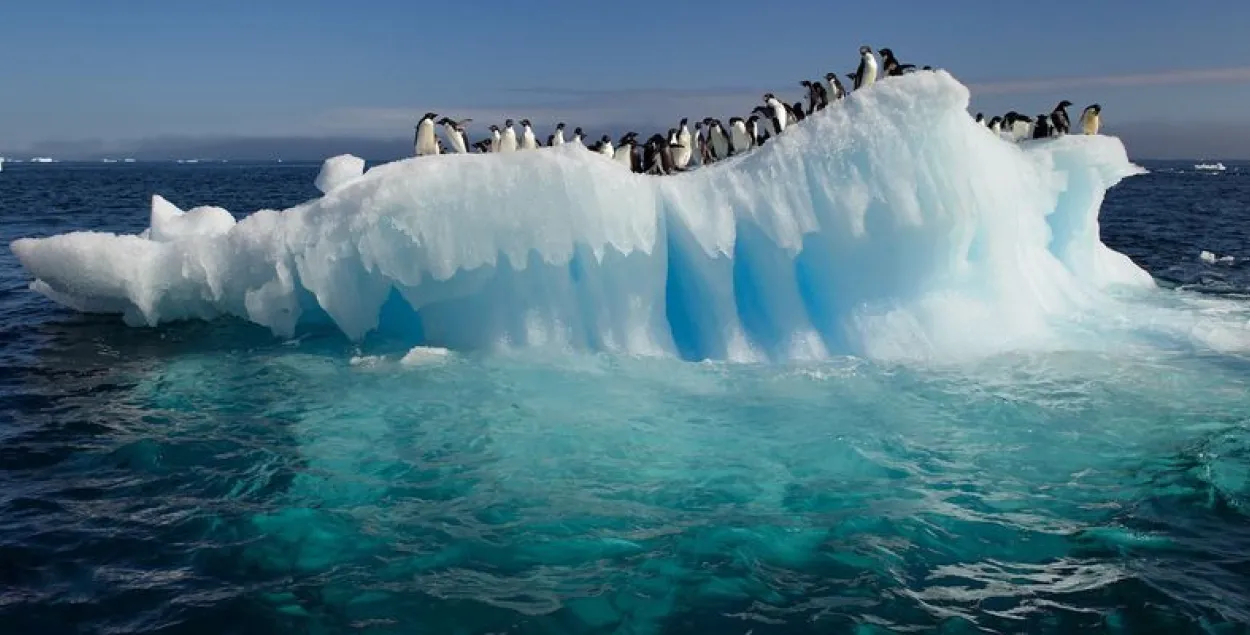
[314,154,366,194]
[9,71,1157,363]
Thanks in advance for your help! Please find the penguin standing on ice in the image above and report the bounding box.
[728,117,752,155]
[853,46,878,90]
[1080,104,1101,135]
[552,122,567,146]
[595,135,614,158]
[791,102,806,123]
[498,119,518,152]
[877,48,915,77]
[800,80,824,114]
[692,121,709,166]
[471,139,492,153]
[673,118,693,169]
[488,125,502,152]
[613,132,638,167]
[704,119,731,161]
[763,93,788,134]
[974,113,985,126]
[438,117,472,153]
[571,127,586,147]
[1032,114,1052,139]
[988,116,1003,134]
[414,112,441,156]
[826,72,847,101]
[1050,101,1073,135]
[518,119,538,150]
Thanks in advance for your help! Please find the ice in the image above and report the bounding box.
[1200,250,1235,265]
[314,154,366,194]
[10,71,1161,363]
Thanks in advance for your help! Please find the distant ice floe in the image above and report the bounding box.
[1200,250,1236,265]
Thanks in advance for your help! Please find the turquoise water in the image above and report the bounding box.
[2,162,1250,633]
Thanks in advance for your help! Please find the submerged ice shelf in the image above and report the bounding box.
[10,71,1156,363]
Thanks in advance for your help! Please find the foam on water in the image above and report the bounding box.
[7,71,1234,363]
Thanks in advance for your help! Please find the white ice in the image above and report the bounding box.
[314,154,366,194]
[10,71,1173,363]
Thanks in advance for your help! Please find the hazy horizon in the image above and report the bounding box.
[3,1,1249,161]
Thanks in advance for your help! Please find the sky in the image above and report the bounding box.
[3,0,1250,159]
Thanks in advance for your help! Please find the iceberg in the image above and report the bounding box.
[9,71,1156,363]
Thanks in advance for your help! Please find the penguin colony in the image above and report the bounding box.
[412,46,1105,175]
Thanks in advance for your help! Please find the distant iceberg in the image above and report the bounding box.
[1194,162,1226,172]
[9,71,1154,363]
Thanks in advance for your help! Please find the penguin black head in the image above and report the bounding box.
[556,122,565,130]
[490,124,500,132]
[1056,100,1073,110]
[702,117,714,125]
[680,117,688,126]
[504,118,514,127]
[520,119,532,127]
[922,66,933,70]
[763,93,775,102]
[601,135,611,143]
[859,45,873,55]
[800,80,811,87]
[1036,114,1047,122]
[975,113,984,121]
[825,72,835,80]
[421,112,439,122]
[573,127,583,135]
[729,116,743,125]
[1087,104,1101,113]
[879,47,894,58]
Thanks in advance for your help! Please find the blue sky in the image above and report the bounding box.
[3,0,1249,152]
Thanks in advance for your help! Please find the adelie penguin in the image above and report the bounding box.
[728,117,752,155]
[762,93,788,134]
[825,72,847,101]
[854,45,878,90]
[552,122,567,146]
[1049,101,1073,135]
[974,113,985,127]
[613,132,639,168]
[1080,104,1101,135]
[877,48,916,77]
[800,80,826,114]
[498,119,518,152]
[438,117,472,154]
[673,118,693,169]
[489,125,502,152]
[595,135,614,158]
[704,118,730,161]
[988,116,1003,134]
[1031,114,1051,139]
[414,112,441,156]
[519,119,538,150]
[571,127,585,147]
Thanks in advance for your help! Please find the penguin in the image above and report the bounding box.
[826,72,847,100]
[613,132,638,167]
[661,130,681,174]
[812,80,829,111]
[1005,112,1031,141]
[800,81,821,114]
[728,117,752,155]
[988,116,1003,134]
[571,127,585,147]
[1050,101,1073,135]
[877,48,916,77]
[673,118,693,169]
[974,113,985,126]
[854,46,878,90]
[552,122,566,146]
[791,101,806,123]
[705,119,731,160]
[414,112,440,156]
[472,139,492,153]
[763,93,788,134]
[519,119,538,150]
[641,135,665,175]
[693,121,709,166]
[498,119,518,152]
[596,135,614,158]
[489,125,502,152]
[1032,114,1051,139]
[1080,104,1101,135]
[438,117,472,153]
[546,134,554,147]
[747,115,765,147]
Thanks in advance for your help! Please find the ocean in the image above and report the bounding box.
[2,159,1249,634]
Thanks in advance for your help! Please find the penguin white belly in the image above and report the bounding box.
[600,142,614,158]
[442,124,467,153]
[1082,113,1100,135]
[521,130,537,150]
[613,146,632,167]
[673,130,692,168]
[767,101,787,133]
[861,59,878,88]
[730,125,751,154]
[416,122,440,156]
[500,130,517,152]
[553,131,565,146]
[711,134,729,159]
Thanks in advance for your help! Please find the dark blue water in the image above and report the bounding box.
[2,160,1250,634]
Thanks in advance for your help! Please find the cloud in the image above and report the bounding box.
[967,66,1250,95]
